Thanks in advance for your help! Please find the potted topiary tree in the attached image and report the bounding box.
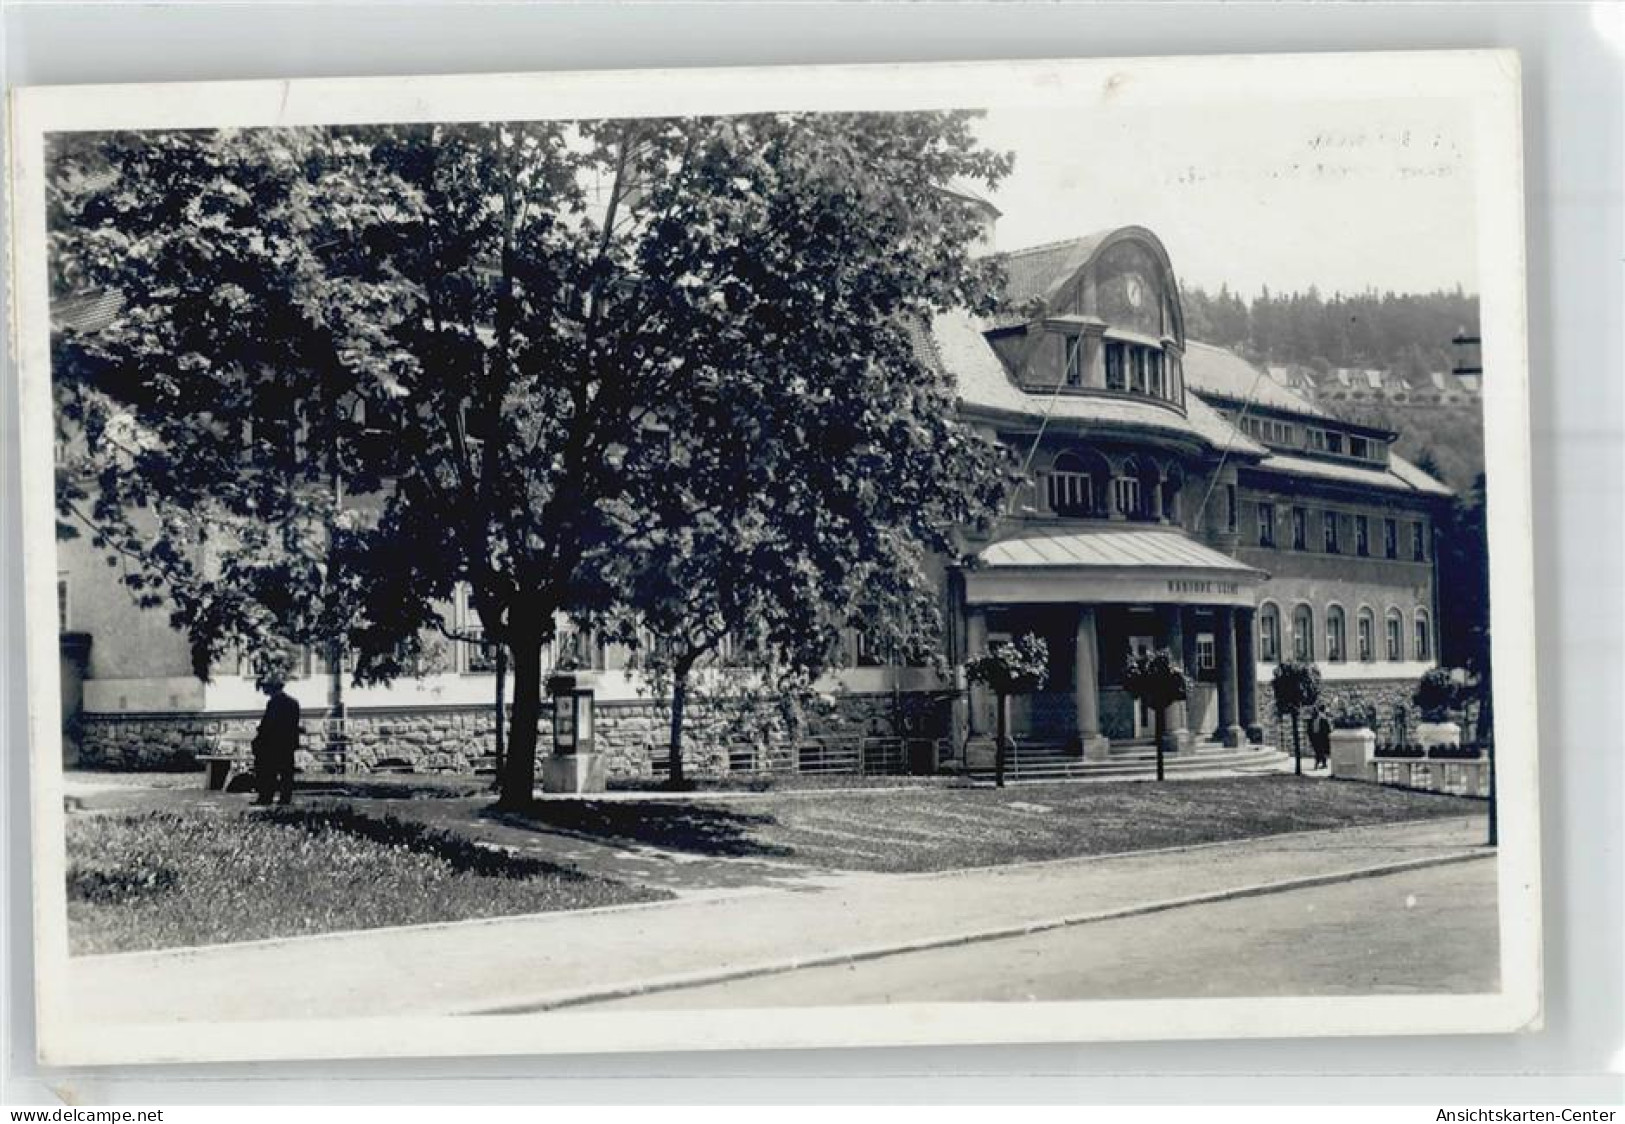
[965,633,1049,788]
[1122,648,1192,782]
[1270,660,1322,777]
[1414,667,1466,755]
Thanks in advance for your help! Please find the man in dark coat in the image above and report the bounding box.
[252,677,300,805]
[1307,706,1333,771]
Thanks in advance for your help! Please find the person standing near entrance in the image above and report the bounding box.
[252,676,300,805]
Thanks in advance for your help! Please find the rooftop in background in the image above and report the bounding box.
[1181,341,1329,419]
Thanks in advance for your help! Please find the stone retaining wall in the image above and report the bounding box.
[77,689,952,777]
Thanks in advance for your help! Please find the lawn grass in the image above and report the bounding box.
[66,804,669,955]
[505,775,1486,874]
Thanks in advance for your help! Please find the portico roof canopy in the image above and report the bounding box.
[966,527,1268,607]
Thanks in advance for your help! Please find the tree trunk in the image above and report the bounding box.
[1291,715,1302,776]
[498,626,545,810]
[667,659,693,790]
[995,692,1008,788]
[1154,705,1166,782]
[491,644,507,790]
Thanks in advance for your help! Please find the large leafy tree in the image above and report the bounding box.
[50,113,1011,807]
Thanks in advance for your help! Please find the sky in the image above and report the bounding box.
[972,96,1479,299]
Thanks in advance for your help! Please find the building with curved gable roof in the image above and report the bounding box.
[54,222,1452,777]
[921,225,1451,757]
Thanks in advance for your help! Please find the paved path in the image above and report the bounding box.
[66,815,1492,1023]
[591,857,1499,1008]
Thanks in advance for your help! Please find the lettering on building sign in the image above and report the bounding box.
[1167,579,1240,596]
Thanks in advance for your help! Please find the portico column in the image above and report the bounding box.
[1159,605,1190,753]
[1235,606,1258,743]
[1216,607,1244,748]
[1074,607,1109,760]
[966,607,990,737]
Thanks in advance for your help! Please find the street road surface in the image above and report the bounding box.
[589,856,1499,1008]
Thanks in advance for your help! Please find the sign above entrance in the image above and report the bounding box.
[966,567,1262,607]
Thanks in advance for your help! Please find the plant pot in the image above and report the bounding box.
[1329,727,1376,778]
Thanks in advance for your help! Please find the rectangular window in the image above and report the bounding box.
[1105,342,1127,391]
[1292,507,1308,551]
[1350,436,1371,460]
[1196,633,1216,671]
[1149,351,1166,398]
[1225,484,1238,533]
[1064,335,1083,388]
[1308,429,1327,452]
[1384,517,1399,559]
[1258,503,1276,547]
[1326,431,1344,455]
[1412,522,1427,561]
[1355,514,1370,556]
[56,574,69,633]
[1323,510,1341,553]
[1130,348,1147,393]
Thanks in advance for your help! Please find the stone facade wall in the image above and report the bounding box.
[79,707,500,773]
[1263,676,1426,750]
[77,689,948,777]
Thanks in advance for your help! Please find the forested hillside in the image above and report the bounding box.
[1182,284,1479,380]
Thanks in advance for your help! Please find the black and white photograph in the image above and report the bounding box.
[9,52,1539,1065]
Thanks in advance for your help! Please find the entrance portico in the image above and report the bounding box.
[961,527,1267,756]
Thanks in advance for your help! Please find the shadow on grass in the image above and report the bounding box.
[483,800,795,860]
[296,776,493,801]
[259,805,595,881]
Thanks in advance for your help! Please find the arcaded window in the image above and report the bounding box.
[1258,604,1281,663]
[1048,451,1102,517]
[1386,608,1404,661]
[1326,605,1346,662]
[1292,603,1315,663]
[1357,607,1375,662]
[1414,610,1432,661]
